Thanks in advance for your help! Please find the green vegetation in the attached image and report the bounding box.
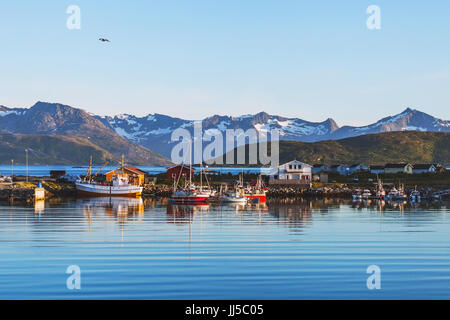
[217,131,450,166]
[279,131,450,165]
[0,134,113,164]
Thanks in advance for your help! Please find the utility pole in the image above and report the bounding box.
[25,149,28,182]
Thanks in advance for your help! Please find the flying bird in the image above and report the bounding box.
[99,38,110,42]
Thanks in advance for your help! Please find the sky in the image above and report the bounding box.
[0,1,449,126]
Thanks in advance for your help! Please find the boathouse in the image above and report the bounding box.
[105,166,146,186]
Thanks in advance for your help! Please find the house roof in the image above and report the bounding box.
[370,165,384,170]
[385,163,410,168]
[349,163,365,168]
[413,164,435,170]
[330,164,345,169]
[281,160,312,168]
[106,166,147,175]
[167,164,194,171]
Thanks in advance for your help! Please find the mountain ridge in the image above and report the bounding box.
[0,102,170,165]
[95,107,449,158]
[1,101,449,161]
[215,131,450,166]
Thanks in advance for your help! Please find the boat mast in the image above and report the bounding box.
[189,138,192,186]
[87,156,92,182]
[200,163,203,190]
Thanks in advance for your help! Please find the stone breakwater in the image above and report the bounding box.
[0,185,38,202]
[267,186,353,198]
[143,185,172,197]
[0,182,76,202]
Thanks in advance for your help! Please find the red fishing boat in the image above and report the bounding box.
[169,139,210,203]
[237,174,267,203]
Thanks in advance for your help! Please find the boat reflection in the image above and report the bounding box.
[78,196,144,218]
[166,203,210,222]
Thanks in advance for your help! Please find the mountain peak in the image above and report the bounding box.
[401,107,418,115]
[323,118,339,131]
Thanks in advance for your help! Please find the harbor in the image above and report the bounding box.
[1,165,449,204]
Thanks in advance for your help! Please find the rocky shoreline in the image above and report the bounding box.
[1,181,448,202]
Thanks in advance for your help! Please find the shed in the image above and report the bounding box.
[167,164,195,181]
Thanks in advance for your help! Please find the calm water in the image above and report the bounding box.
[0,198,449,300]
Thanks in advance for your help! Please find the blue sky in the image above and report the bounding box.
[0,1,449,125]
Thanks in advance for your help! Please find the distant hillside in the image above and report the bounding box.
[0,134,116,165]
[215,131,450,166]
[0,102,170,165]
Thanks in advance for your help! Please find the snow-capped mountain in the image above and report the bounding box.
[0,102,170,165]
[96,108,449,158]
[1,102,449,161]
[96,112,340,158]
[331,108,450,139]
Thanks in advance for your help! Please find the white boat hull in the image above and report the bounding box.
[220,196,248,203]
[76,182,143,197]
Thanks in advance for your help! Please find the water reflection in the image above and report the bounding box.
[3,197,449,227]
[34,200,45,214]
[1,196,450,300]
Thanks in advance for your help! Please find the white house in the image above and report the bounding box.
[270,160,312,181]
[412,164,436,174]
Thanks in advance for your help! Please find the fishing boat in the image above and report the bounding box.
[76,157,143,197]
[170,140,210,203]
[395,184,408,201]
[352,189,362,201]
[170,187,210,203]
[375,178,386,200]
[220,191,248,204]
[237,174,267,203]
[410,186,421,202]
[386,184,407,201]
[361,189,372,200]
[386,187,398,200]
